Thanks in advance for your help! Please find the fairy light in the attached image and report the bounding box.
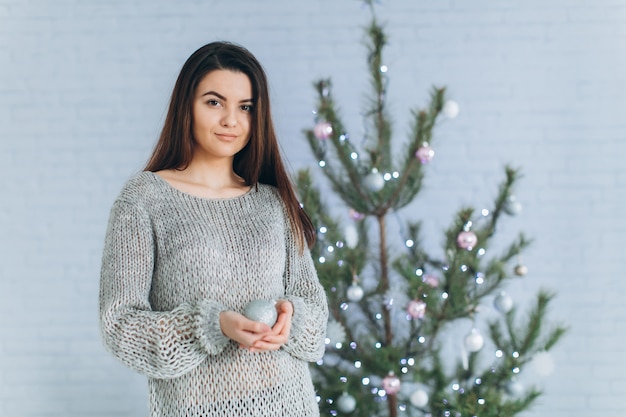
[319,160,326,167]
[383,172,392,181]
[319,226,327,234]
[415,268,423,276]
[354,361,362,368]
[350,152,358,160]
[405,239,414,248]
[362,377,370,385]
[392,171,400,178]
[481,209,490,216]
[495,350,504,358]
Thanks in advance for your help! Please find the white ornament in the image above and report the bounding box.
[410,389,429,407]
[243,300,277,327]
[503,195,523,215]
[344,224,359,249]
[464,328,484,353]
[493,292,514,313]
[346,283,364,302]
[514,264,528,276]
[364,171,385,192]
[442,100,459,119]
[336,392,357,413]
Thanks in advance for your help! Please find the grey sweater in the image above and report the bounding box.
[99,171,328,417]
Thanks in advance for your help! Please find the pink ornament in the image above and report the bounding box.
[415,145,435,163]
[349,208,365,220]
[406,299,427,319]
[382,373,401,395]
[456,231,478,250]
[422,274,439,288]
[313,121,333,140]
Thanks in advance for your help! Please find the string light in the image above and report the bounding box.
[319,160,326,167]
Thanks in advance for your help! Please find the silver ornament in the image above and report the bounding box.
[493,292,514,313]
[410,389,429,407]
[464,328,484,353]
[364,171,385,192]
[503,195,523,215]
[243,299,277,327]
[442,100,459,119]
[336,392,357,413]
[346,283,364,302]
[514,264,528,276]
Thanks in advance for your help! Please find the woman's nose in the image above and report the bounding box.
[221,107,237,127]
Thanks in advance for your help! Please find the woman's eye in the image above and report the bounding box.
[241,104,253,112]
[207,99,220,106]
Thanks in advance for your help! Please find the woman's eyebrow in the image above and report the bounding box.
[201,90,253,103]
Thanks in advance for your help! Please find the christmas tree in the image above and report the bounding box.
[296,3,567,417]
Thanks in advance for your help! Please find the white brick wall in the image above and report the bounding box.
[1,0,624,415]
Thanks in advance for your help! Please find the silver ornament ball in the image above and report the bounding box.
[243,299,277,327]
[493,292,514,313]
[464,328,484,353]
[410,389,429,407]
[346,283,364,302]
[364,171,385,192]
[514,264,528,276]
[336,392,357,413]
[503,195,523,215]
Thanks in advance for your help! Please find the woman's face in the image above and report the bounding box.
[191,69,253,162]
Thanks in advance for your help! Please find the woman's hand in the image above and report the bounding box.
[219,310,272,349]
[249,300,293,353]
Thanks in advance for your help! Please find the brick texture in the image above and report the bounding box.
[1,0,624,415]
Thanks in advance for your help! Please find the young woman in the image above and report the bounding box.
[99,41,328,416]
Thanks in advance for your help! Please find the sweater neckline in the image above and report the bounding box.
[146,171,256,202]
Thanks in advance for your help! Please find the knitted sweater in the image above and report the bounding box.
[99,171,328,417]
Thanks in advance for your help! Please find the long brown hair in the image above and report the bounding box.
[144,41,315,250]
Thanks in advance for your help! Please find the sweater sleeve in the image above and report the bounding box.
[281,218,329,362]
[99,200,230,379]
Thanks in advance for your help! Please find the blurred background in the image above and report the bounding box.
[0,0,624,416]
